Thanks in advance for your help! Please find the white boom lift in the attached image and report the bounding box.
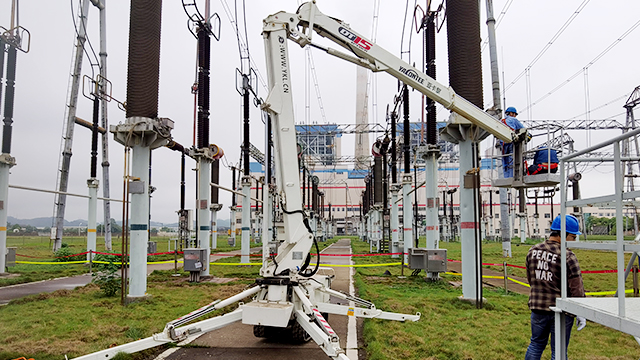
[72,2,519,359]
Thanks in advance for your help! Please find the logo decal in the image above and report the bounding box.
[279,44,290,93]
[399,66,425,85]
[338,26,372,51]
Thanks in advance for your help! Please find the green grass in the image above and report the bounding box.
[2,236,638,359]
[351,237,637,295]
[1,235,265,287]
[438,240,636,294]
[352,239,640,360]
[0,270,256,360]
[356,275,639,360]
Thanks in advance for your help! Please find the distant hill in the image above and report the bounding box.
[6,216,230,229]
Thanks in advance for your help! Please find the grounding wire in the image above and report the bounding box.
[480,0,514,53]
[70,0,100,80]
[400,0,418,64]
[307,50,328,124]
[502,0,591,95]
[567,93,631,121]
[521,18,640,114]
[234,0,250,76]
[367,0,381,127]
[219,0,268,94]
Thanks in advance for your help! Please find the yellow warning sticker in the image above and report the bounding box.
[347,307,355,316]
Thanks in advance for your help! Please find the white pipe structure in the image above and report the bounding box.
[210,207,219,250]
[390,185,400,258]
[459,139,479,300]
[374,209,382,252]
[95,0,112,251]
[229,205,236,247]
[402,174,413,265]
[260,118,271,272]
[198,157,211,276]
[53,0,91,252]
[0,158,13,274]
[425,152,440,279]
[501,188,511,257]
[520,214,526,243]
[86,178,98,262]
[368,212,373,253]
[129,145,150,298]
[484,0,512,256]
[240,176,251,264]
[260,185,271,273]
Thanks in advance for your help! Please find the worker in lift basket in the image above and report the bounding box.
[498,106,525,177]
[525,214,586,360]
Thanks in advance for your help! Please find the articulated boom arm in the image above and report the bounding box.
[260,1,514,276]
[261,16,315,277]
[274,1,514,142]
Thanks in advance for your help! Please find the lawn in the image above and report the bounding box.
[1,234,264,286]
[351,238,640,359]
[1,236,638,360]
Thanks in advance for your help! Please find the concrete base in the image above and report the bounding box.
[125,294,152,305]
[457,295,487,305]
[424,275,443,282]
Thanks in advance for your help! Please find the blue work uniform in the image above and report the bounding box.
[500,115,525,178]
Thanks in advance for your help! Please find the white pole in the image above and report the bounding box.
[211,209,218,250]
[241,177,251,264]
[390,186,399,258]
[0,160,13,273]
[425,153,439,251]
[198,157,211,276]
[402,174,413,265]
[97,0,112,251]
[87,178,99,262]
[459,139,477,300]
[129,144,150,298]
[261,186,271,274]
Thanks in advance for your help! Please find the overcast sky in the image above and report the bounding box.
[1,0,639,225]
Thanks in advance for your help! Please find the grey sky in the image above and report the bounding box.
[1,0,639,224]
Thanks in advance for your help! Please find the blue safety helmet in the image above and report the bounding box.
[550,214,582,235]
[505,106,518,115]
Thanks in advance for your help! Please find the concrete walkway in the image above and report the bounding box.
[160,238,362,360]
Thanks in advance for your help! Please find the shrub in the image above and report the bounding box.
[93,253,124,269]
[92,262,120,297]
[54,247,85,262]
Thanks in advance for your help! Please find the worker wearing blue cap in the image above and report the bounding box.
[525,214,586,360]
[498,107,525,177]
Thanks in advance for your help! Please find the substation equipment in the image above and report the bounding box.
[71,2,541,359]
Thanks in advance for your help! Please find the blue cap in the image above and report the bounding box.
[550,214,582,235]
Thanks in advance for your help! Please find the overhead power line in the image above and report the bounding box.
[502,0,590,94]
[522,18,640,113]
[480,0,514,52]
[567,93,631,120]
[219,0,268,94]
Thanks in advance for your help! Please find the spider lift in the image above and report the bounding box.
[71,2,527,359]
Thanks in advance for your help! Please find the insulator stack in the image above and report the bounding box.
[197,27,211,148]
[446,0,483,108]
[425,13,437,145]
[126,0,162,119]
